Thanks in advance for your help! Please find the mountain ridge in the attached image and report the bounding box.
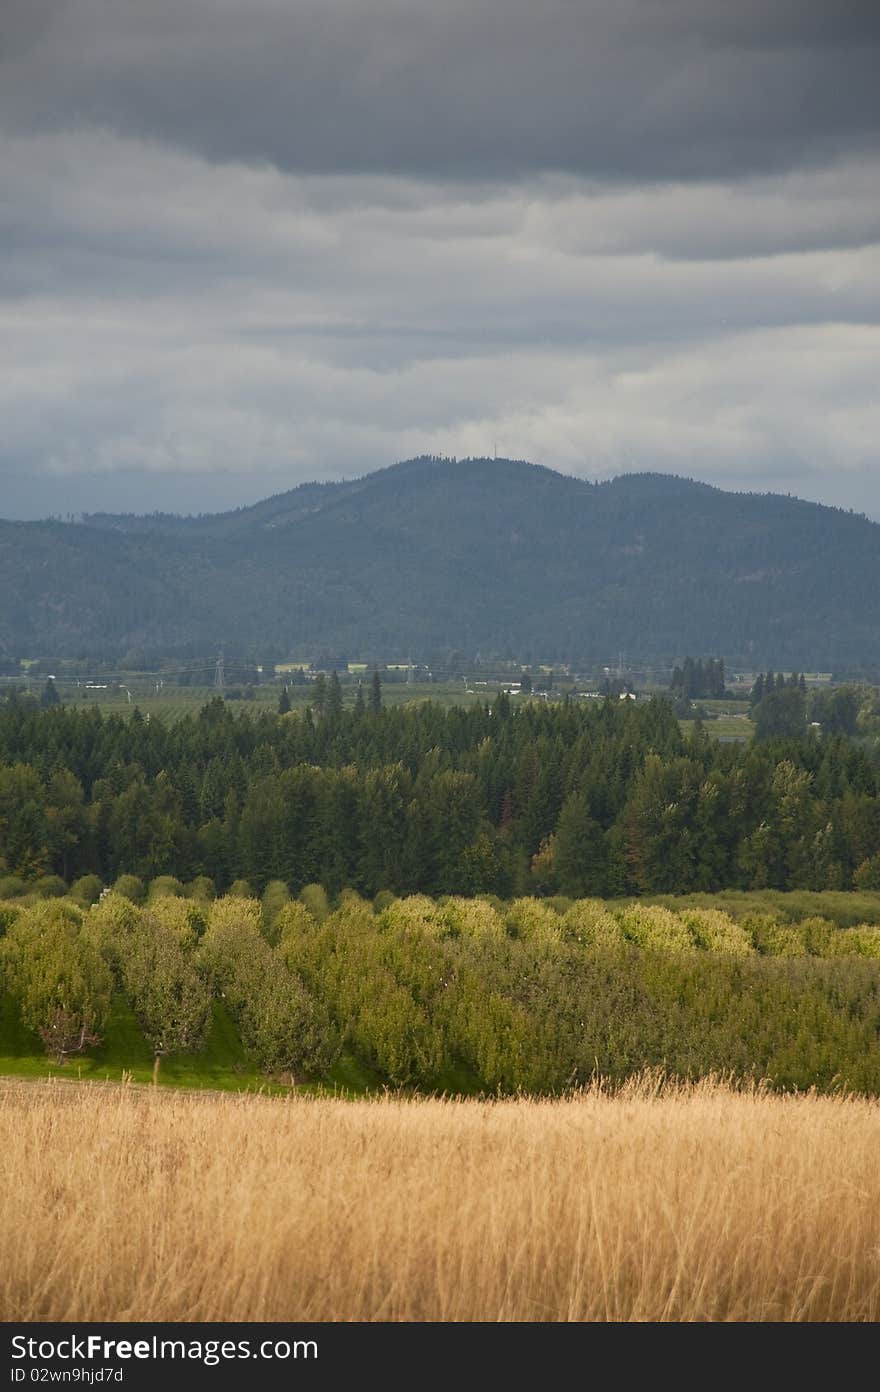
[2,457,878,667]
[77,460,871,535]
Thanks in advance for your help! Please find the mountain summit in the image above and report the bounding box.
[1,457,877,666]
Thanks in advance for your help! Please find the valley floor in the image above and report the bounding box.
[2,1076,880,1321]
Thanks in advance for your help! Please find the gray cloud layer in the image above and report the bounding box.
[3,0,879,180]
[1,1,878,518]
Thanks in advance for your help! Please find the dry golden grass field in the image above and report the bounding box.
[2,1076,880,1322]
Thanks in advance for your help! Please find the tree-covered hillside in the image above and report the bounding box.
[2,456,879,665]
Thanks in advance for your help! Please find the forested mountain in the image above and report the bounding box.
[2,456,879,665]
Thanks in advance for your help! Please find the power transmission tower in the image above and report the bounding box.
[214,651,225,690]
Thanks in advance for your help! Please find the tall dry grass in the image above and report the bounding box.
[2,1076,880,1321]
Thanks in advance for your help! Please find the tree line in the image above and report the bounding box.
[671,657,726,700]
[749,670,862,741]
[2,692,880,899]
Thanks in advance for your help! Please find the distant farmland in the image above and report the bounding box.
[39,680,487,721]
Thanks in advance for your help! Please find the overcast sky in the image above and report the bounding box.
[1,0,879,519]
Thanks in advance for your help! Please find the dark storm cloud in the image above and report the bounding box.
[1,0,878,181]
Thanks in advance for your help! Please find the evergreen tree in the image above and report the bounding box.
[327,670,343,719]
[494,691,511,721]
[278,686,291,714]
[40,678,60,708]
[554,790,609,896]
[312,673,327,717]
[370,670,382,713]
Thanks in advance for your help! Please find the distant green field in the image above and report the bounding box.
[46,684,759,725]
[680,715,753,740]
[55,681,499,720]
[58,685,276,722]
[14,677,764,725]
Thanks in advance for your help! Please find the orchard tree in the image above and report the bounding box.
[1,902,112,1063]
[200,895,337,1079]
[198,894,264,993]
[120,905,212,1083]
[70,874,104,907]
[261,878,291,941]
[112,874,146,904]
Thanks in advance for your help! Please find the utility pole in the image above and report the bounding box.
[214,651,225,690]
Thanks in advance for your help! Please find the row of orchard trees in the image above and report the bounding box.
[5,889,880,1093]
[0,892,338,1081]
[276,894,880,1093]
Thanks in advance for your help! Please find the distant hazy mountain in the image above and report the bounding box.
[1,457,878,668]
